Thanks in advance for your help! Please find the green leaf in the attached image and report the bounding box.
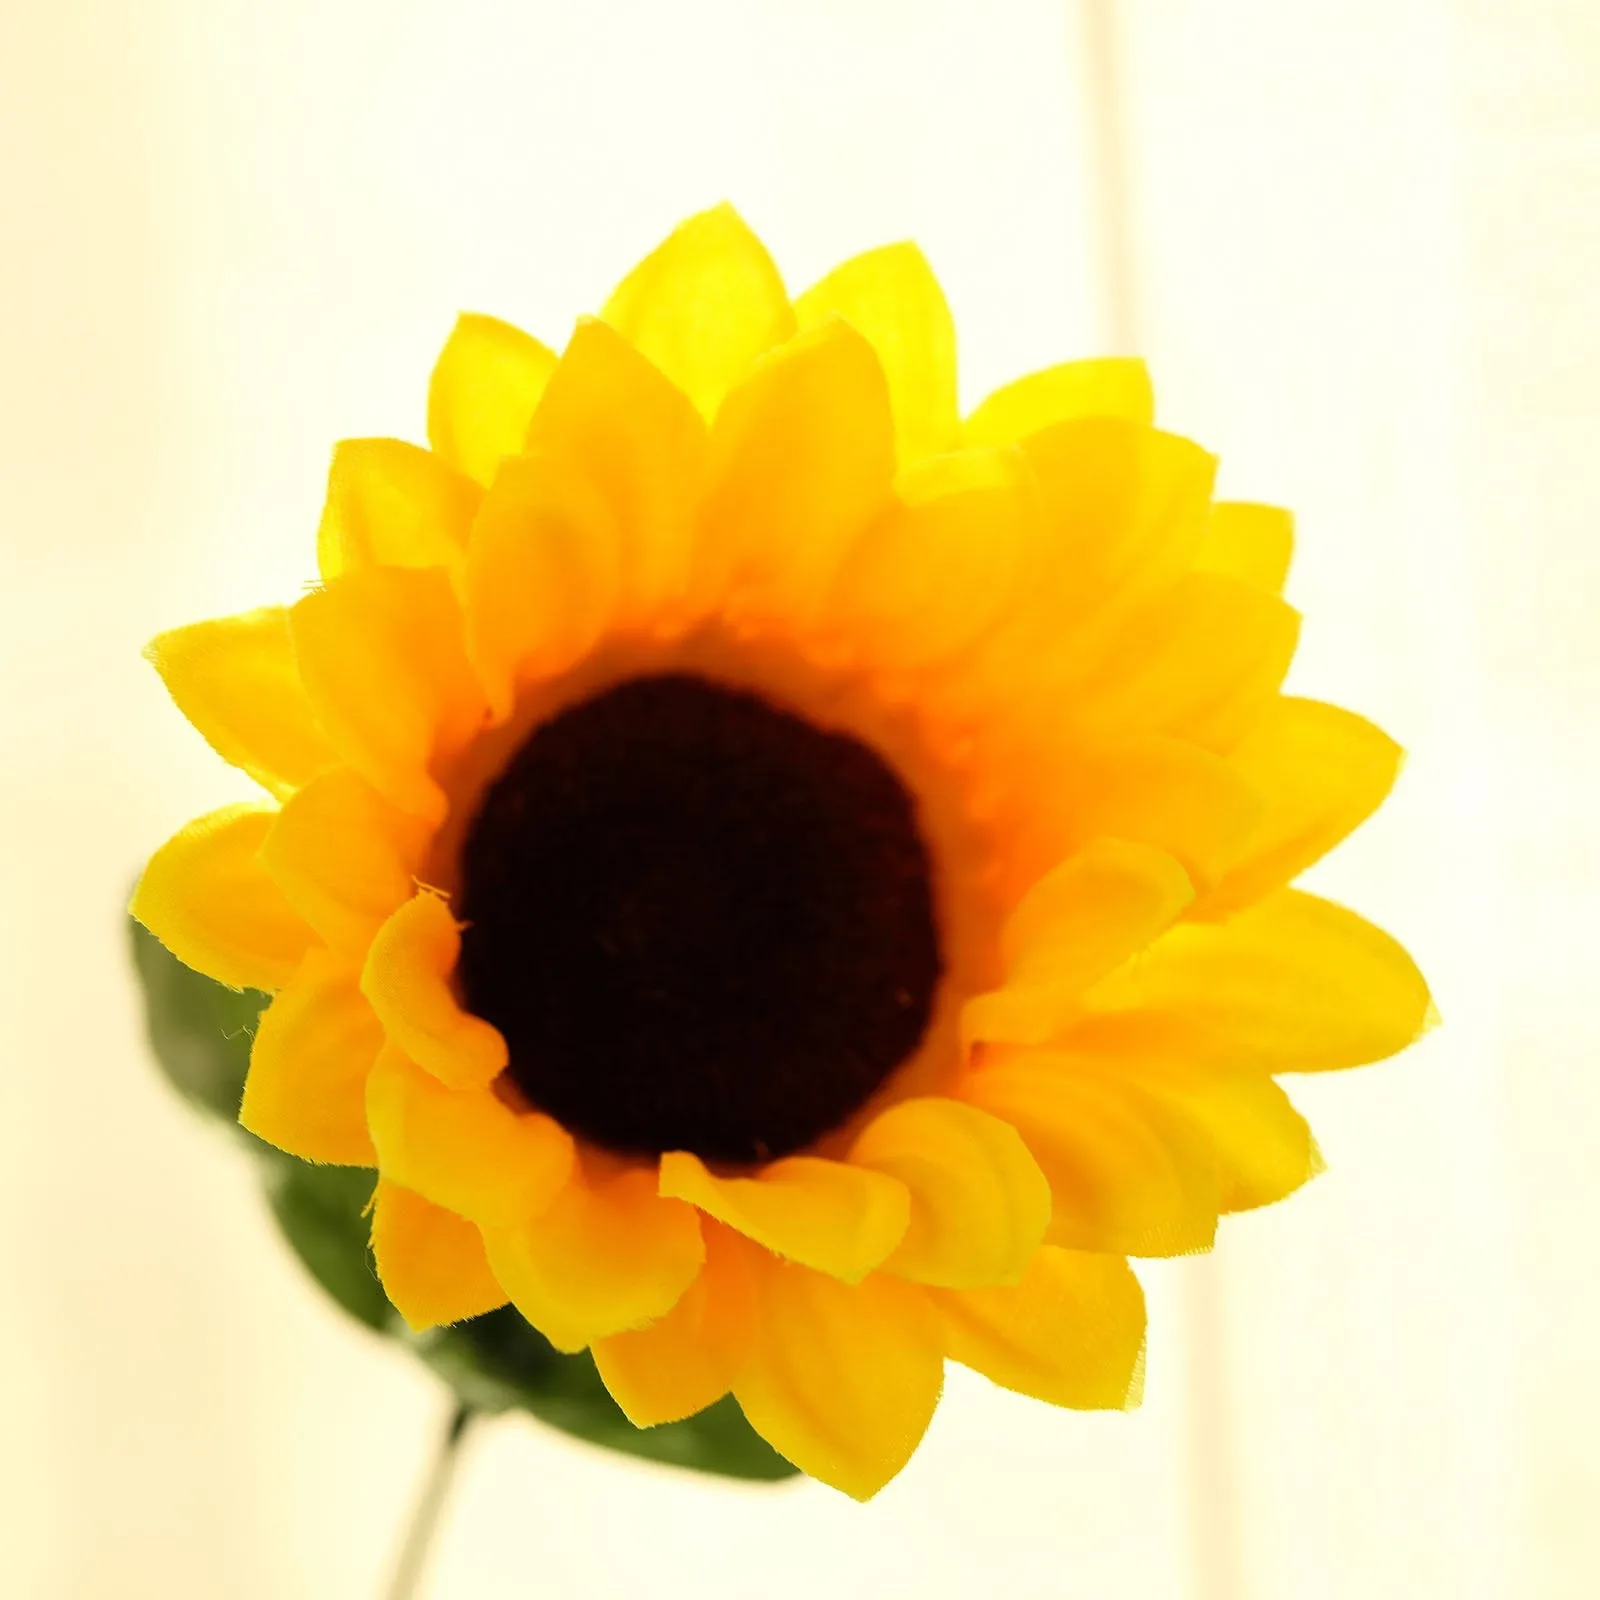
[126,915,798,1483]
[262,1159,392,1331]
[128,917,393,1328]
[413,1309,798,1482]
[128,916,267,1123]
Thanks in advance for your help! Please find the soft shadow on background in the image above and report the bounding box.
[2,2,1595,1596]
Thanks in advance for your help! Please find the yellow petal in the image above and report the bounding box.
[733,1257,944,1501]
[934,1246,1145,1409]
[1118,1062,1323,1213]
[290,565,486,824]
[523,317,707,624]
[131,803,315,992]
[964,358,1154,445]
[239,950,380,1164]
[1023,736,1262,892]
[825,461,1032,670]
[999,839,1193,972]
[698,317,896,620]
[1074,889,1435,1072]
[896,444,1026,502]
[592,1223,756,1426]
[145,608,335,798]
[1019,417,1214,611]
[360,892,506,1091]
[258,767,431,957]
[462,450,621,719]
[365,1047,573,1227]
[427,312,558,486]
[483,1165,705,1353]
[1194,697,1403,919]
[1193,501,1294,593]
[315,438,482,581]
[1066,572,1301,753]
[794,242,959,466]
[658,1151,908,1284]
[962,839,1193,1049]
[370,1180,508,1332]
[600,203,795,422]
[849,1098,1050,1289]
[963,1056,1219,1257]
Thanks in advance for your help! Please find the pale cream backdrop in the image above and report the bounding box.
[1,1,1594,1596]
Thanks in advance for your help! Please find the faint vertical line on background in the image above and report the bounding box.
[1080,0,1138,352]
[1079,5,1247,1599]
[1175,1261,1247,1600]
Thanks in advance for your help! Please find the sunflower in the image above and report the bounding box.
[132,204,1432,1500]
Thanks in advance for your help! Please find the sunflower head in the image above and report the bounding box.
[132,204,1432,1499]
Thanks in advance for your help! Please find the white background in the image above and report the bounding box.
[1,2,1595,1595]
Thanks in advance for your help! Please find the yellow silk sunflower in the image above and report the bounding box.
[132,204,1432,1500]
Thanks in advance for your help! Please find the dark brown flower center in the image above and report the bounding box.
[456,673,941,1163]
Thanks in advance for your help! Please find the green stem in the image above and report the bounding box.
[384,1402,475,1600]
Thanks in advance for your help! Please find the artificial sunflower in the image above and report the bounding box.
[132,204,1432,1499]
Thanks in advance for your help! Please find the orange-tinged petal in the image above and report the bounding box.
[963,839,1193,1049]
[600,203,795,422]
[849,1098,1050,1289]
[483,1166,705,1353]
[1193,501,1293,593]
[290,566,486,824]
[934,1246,1146,1409]
[1073,889,1435,1072]
[428,312,558,486]
[698,318,896,621]
[964,358,1154,445]
[1065,571,1301,753]
[733,1257,944,1501]
[258,767,430,957]
[463,450,621,719]
[825,462,1032,670]
[963,1056,1219,1257]
[524,317,707,624]
[365,1047,572,1227]
[145,608,335,798]
[592,1223,756,1426]
[659,1151,908,1284]
[1194,697,1403,919]
[239,950,380,1164]
[370,1180,508,1331]
[315,438,482,581]
[360,892,506,1091]
[1118,1062,1323,1213]
[794,242,959,466]
[131,803,315,992]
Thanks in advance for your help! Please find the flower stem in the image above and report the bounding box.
[384,1401,475,1600]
